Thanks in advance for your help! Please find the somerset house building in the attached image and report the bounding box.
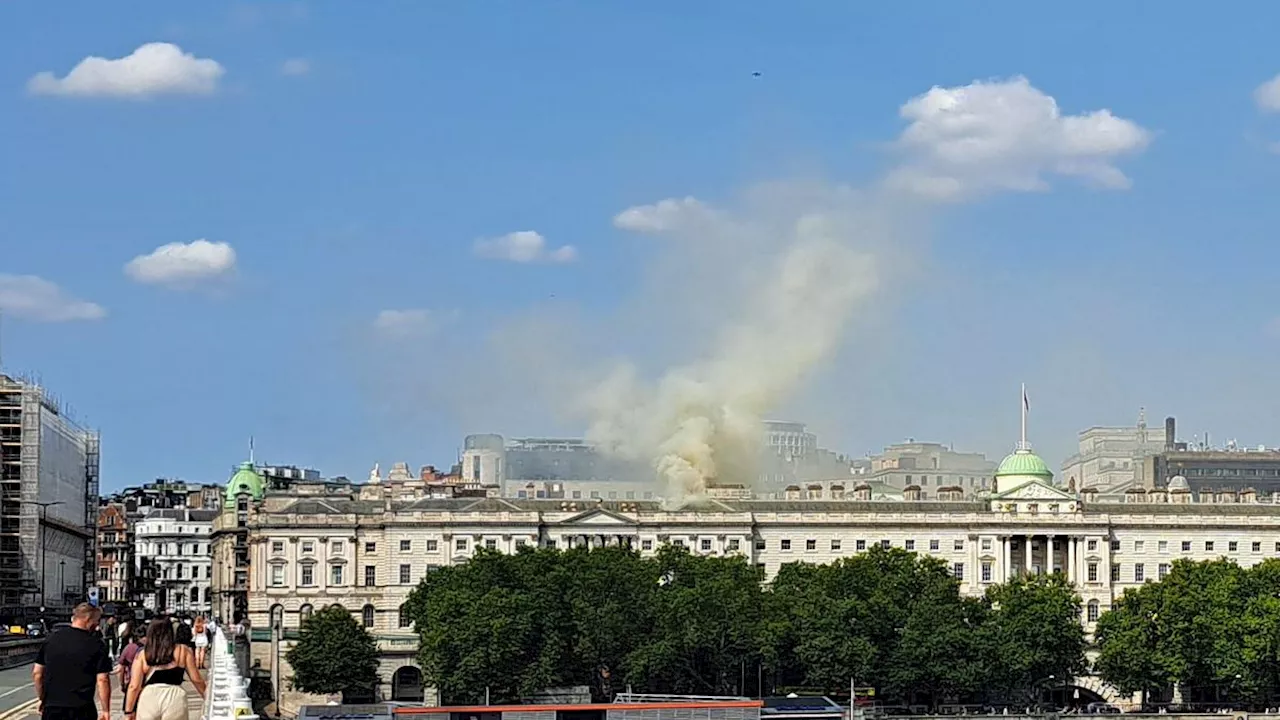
[217,433,1280,710]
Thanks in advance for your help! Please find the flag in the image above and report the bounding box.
[1023,387,1030,412]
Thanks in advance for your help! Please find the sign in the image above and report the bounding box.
[88,588,100,607]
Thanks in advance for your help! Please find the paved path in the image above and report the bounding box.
[0,664,205,720]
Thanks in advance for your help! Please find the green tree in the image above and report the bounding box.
[980,574,1086,702]
[625,545,767,695]
[1094,582,1169,703]
[1156,559,1251,704]
[285,605,380,700]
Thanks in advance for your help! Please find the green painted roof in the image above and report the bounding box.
[995,448,1054,480]
[224,461,264,508]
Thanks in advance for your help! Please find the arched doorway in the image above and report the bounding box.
[392,666,424,702]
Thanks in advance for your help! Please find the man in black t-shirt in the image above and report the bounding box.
[32,603,112,720]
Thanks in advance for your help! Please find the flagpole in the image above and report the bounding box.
[1020,383,1027,449]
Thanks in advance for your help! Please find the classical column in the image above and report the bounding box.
[1047,536,1055,575]
[1024,535,1033,576]
[1067,536,1077,583]
[1002,537,1012,582]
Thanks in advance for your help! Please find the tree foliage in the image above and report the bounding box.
[1096,558,1280,708]
[404,543,1088,707]
[285,605,380,699]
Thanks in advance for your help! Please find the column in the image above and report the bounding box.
[1002,537,1012,582]
[1047,536,1055,575]
[1067,536,1077,583]
[1024,535,1033,576]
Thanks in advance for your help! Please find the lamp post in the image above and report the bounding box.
[24,500,65,610]
[59,560,65,606]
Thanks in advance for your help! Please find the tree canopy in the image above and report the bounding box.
[285,604,381,699]
[403,543,1087,707]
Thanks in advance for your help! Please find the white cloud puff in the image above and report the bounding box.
[0,275,105,322]
[613,196,714,234]
[373,309,435,338]
[473,231,577,264]
[280,58,310,76]
[124,240,237,286]
[28,43,225,98]
[1255,74,1280,113]
[886,76,1152,201]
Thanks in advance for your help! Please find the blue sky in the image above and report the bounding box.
[3,2,1280,491]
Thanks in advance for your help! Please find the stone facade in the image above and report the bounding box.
[134,507,216,614]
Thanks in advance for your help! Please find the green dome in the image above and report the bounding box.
[995,448,1054,480]
[224,461,264,508]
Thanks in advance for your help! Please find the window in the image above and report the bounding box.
[981,561,992,583]
[905,539,915,551]
[1229,541,1238,552]
[830,539,841,551]
[301,564,314,586]
[702,539,714,551]
[1110,540,1121,551]
[364,565,376,586]
[400,540,411,552]
[781,539,792,551]
[1182,540,1192,552]
[953,539,964,551]
[485,538,497,550]
[952,563,964,580]
[398,605,412,629]
[1253,541,1262,553]
[856,539,866,551]
[1158,563,1170,580]
[270,565,284,587]
[1205,541,1214,552]
[426,540,438,552]
[881,540,891,549]
[728,539,740,552]
[365,542,376,553]
[99,567,108,580]
[330,564,343,585]
[641,539,653,551]
[1087,601,1100,622]
[1111,564,1121,582]
[400,564,411,584]
[1134,541,1144,552]
[981,538,993,551]
[302,542,314,554]
[1087,539,1098,551]
[176,564,184,579]
[1158,540,1168,552]
[271,541,284,554]
[455,538,468,551]
[300,604,313,621]
[1135,563,1145,582]
[206,565,212,579]
[362,605,375,628]
[929,539,940,551]
[805,539,817,551]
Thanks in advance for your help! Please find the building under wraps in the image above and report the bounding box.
[0,373,100,620]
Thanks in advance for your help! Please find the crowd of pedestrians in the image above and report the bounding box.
[32,604,219,720]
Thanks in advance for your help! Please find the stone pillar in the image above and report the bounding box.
[1024,535,1033,576]
[1067,536,1077,583]
[1047,536,1055,575]
[1002,536,1012,582]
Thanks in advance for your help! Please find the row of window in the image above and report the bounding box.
[272,603,414,630]
[136,543,208,556]
[1110,539,1280,554]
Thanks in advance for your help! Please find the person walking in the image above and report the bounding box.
[192,617,208,669]
[116,626,145,713]
[124,619,206,720]
[32,603,112,720]
[103,617,118,659]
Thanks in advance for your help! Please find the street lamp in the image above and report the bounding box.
[59,560,66,606]
[24,500,64,609]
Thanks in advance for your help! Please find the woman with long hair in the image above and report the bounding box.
[192,616,208,669]
[124,619,206,720]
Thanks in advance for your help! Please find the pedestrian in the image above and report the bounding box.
[123,619,206,720]
[192,617,208,669]
[117,626,146,712]
[117,617,131,659]
[32,602,112,720]
[104,617,119,658]
[175,622,195,653]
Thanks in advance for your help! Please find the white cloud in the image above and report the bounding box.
[373,309,435,338]
[124,240,237,286]
[280,58,310,76]
[473,231,578,264]
[28,43,225,98]
[613,196,714,234]
[886,76,1152,201]
[1255,74,1280,113]
[0,275,105,322]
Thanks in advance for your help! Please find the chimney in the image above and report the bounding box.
[1165,417,1176,452]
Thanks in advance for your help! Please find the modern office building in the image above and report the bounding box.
[0,373,99,620]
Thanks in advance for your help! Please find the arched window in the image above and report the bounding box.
[398,604,412,629]
[1086,600,1100,623]
[300,604,313,622]
[362,604,375,628]
[190,587,200,604]
[270,604,284,631]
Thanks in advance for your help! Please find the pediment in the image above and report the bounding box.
[557,508,637,526]
[994,481,1077,502]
